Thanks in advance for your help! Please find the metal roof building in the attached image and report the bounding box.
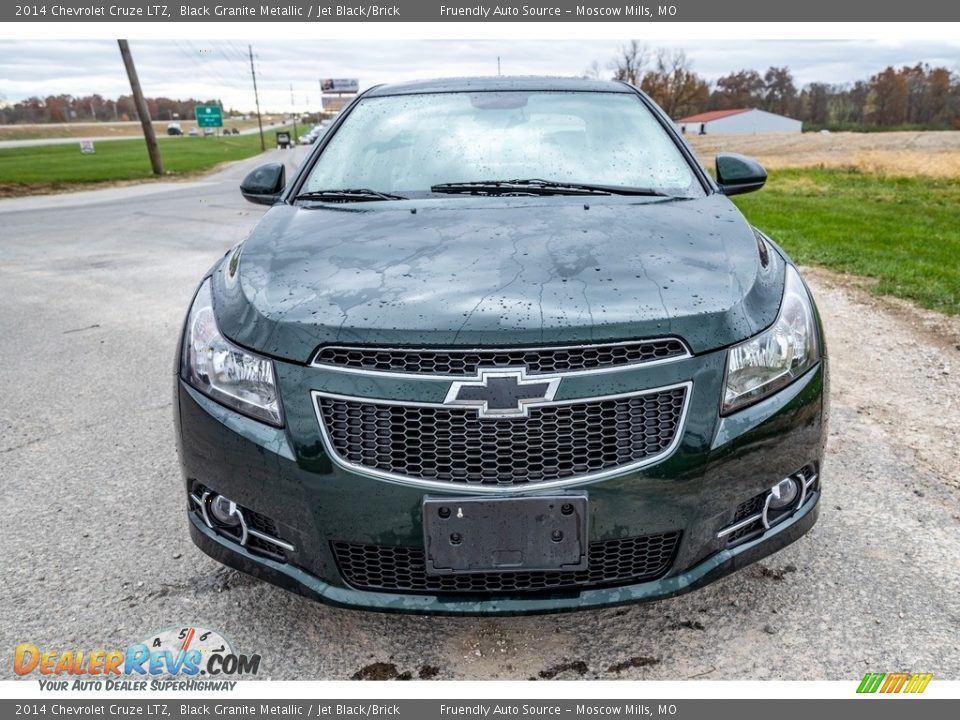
[676,108,802,135]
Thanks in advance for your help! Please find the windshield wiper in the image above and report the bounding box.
[429,179,670,197]
[294,188,407,202]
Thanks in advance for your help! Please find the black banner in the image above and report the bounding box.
[3,700,960,719]
[7,0,960,23]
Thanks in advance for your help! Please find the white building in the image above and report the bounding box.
[676,108,802,135]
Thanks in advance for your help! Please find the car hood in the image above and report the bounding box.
[214,195,784,363]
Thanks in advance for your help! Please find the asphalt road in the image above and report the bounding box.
[1,153,958,681]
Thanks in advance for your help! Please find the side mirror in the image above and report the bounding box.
[715,153,767,196]
[240,163,285,205]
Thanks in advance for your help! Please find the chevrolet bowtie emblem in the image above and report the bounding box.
[443,368,561,418]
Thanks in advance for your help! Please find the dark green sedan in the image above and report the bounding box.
[175,77,827,614]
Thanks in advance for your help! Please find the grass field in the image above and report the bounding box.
[734,169,960,315]
[0,131,286,194]
[0,118,286,141]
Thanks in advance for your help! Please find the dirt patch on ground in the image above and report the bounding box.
[687,131,960,178]
[802,266,960,494]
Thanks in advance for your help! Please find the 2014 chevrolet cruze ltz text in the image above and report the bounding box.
[174,77,828,614]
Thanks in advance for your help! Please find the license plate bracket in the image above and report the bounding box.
[422,495,588,576]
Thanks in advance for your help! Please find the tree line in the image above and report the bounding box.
[590,41,960,130]
[4,47,959,131]
[0,95,236,125]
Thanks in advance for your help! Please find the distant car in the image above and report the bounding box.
[231,128,240,135]
[167,122,182,136]
[188,128,198,136]
[299,124,330,145]
[203,128,216,137]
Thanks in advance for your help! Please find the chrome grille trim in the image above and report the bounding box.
[311,339,691,379]
[311,381,692,493]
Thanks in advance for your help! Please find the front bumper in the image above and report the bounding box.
[188,496,818,615]
[175,354,827,615]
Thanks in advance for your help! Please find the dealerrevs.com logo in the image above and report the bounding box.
[14,626,260,691]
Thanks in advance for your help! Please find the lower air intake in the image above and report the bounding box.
[332,532,681,595]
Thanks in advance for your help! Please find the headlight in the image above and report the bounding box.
[181,279,283,426]
[722,265,819,414]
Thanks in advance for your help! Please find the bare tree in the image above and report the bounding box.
[640,49,709,118]
[927,66,954,125]
[583,60,604,80]
[763,66,798,116]
[867,66,909,126]
[799,82,830,127]
[710,69,765,109]
[610,41,649,86]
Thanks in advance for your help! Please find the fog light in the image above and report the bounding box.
[768,477,800,510]
[209,494,241,527]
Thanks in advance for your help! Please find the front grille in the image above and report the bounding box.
[317,387,687,487]
[333,532,681,594]
[313,339,687,376]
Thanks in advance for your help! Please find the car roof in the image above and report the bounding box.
[363,76,633,97]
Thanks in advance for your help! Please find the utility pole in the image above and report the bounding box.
[117,39,163,176]
[497,56,501,76]
[249,44,265,152]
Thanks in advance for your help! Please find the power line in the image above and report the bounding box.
[226,41,250,64]
[183,40,247,90]
[170,40,246,96]
[212,41,254,85]
[202,40,254,87]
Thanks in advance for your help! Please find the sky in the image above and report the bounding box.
[1,39,958,113]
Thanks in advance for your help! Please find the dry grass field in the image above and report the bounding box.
[687,130,960,178]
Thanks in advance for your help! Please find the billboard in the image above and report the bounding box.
[321,95,352,112]
[321,78,359,94]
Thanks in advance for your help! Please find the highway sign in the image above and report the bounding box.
[195,105,223,128]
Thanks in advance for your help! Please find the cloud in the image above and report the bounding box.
[1,39,957,111]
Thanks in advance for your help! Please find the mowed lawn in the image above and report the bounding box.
[734,169,960,315]
[0,132,281,189]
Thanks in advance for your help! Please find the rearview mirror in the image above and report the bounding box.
[240,163,285,205]
[715,153,767,196]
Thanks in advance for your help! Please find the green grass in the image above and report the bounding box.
[0,130,287,190]
[0,118,279,141]
[734,168,960,315]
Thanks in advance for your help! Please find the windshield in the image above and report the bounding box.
[300,91,703,198]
